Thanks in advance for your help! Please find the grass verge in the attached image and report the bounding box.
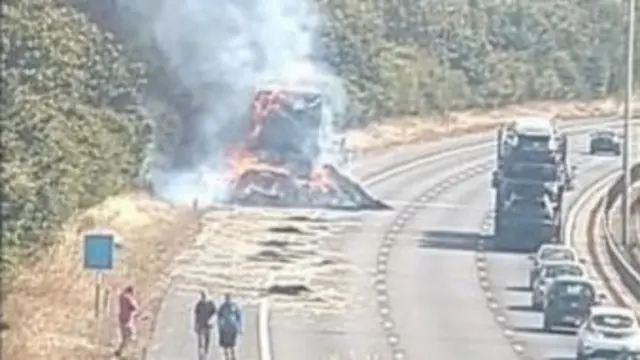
[2,193,200,359]
[346,98,637,155]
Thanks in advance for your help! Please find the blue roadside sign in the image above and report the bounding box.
[83,233,114,270]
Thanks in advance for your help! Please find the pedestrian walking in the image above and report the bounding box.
[217,293,243,360]
[114,285,139,358]
[194,290,216,360]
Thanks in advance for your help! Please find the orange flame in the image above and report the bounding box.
[249,89,286,140]
[224,87,337,197]
[308,165,334,193]
[226,148,258,178]
[225,147,289,183]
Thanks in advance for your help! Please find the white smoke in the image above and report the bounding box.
[127,0,348,207]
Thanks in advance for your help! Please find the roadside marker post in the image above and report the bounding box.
[83,232,115,344]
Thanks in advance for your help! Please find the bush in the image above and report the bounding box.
[1,0,151,271]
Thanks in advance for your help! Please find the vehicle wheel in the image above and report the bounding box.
[531,298,541,311]
[543,314,552,331]
[589,146,595,155]
[576,349,587,360]
[529,271,536,289]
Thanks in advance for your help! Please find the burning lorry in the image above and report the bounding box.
[222,84,388,210]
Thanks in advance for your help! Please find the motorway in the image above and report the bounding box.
[145,119,636,360]
[270,120,637,360]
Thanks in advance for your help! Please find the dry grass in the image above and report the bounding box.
[166,208,362,317]
[2,193,200,360]
[4,98,640,360]
[345,98,640,155]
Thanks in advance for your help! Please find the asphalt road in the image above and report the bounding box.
[270,140,498,359]
[270,124,627,360]
[145,117,635,360]
[384,133,620,360]
[479,154,620,360]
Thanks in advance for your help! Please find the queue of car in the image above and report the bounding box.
[527,244,640,359]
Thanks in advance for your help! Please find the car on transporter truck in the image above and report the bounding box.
[491,116,576,251]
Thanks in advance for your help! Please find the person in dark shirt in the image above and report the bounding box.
[115,285,139,358]
[194,290,216,359]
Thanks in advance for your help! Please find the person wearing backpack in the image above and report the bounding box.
[217,293,243,360]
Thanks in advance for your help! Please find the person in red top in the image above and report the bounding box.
[115,285,139,357]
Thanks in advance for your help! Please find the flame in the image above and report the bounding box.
[223,86,339,202]
[308,165,334,193]
[249,89,286,140]
[225,147,289,183]
[226,148,258,178]
[226,146,335,193]
[226,88,302,181]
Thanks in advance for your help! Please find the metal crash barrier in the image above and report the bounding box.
[603,162,640,301]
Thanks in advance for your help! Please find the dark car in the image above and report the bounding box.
[543,276,597,331]
[589,130,621,155]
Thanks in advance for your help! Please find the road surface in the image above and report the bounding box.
[270,120,634,360]
[145,118,636,360]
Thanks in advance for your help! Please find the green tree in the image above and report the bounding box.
[2,0,151,270]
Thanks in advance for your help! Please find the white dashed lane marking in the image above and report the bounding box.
[370,161,530,359]
[476,214,529,358]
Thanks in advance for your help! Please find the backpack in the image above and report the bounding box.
[218,301,241,332]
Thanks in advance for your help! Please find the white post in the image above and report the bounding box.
[94,272,104,348]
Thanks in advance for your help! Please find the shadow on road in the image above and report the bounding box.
[507,304,538,313]
[579,150,619,157]
[513,326,576,336]
[486,239,539,254]
[420,230,547,255]
[419,230,490,251]
[506,285,531,293]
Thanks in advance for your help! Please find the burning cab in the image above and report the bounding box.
[224,84,386,209]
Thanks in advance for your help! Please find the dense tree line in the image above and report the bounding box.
[1,0,151,271]
[319,0,631,123]
[1,0,637,268]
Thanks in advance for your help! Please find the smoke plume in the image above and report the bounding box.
[127,0,347,207]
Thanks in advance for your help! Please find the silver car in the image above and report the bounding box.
[576,306,640,359]
[531,260,587,310]
[528,244,579,288]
